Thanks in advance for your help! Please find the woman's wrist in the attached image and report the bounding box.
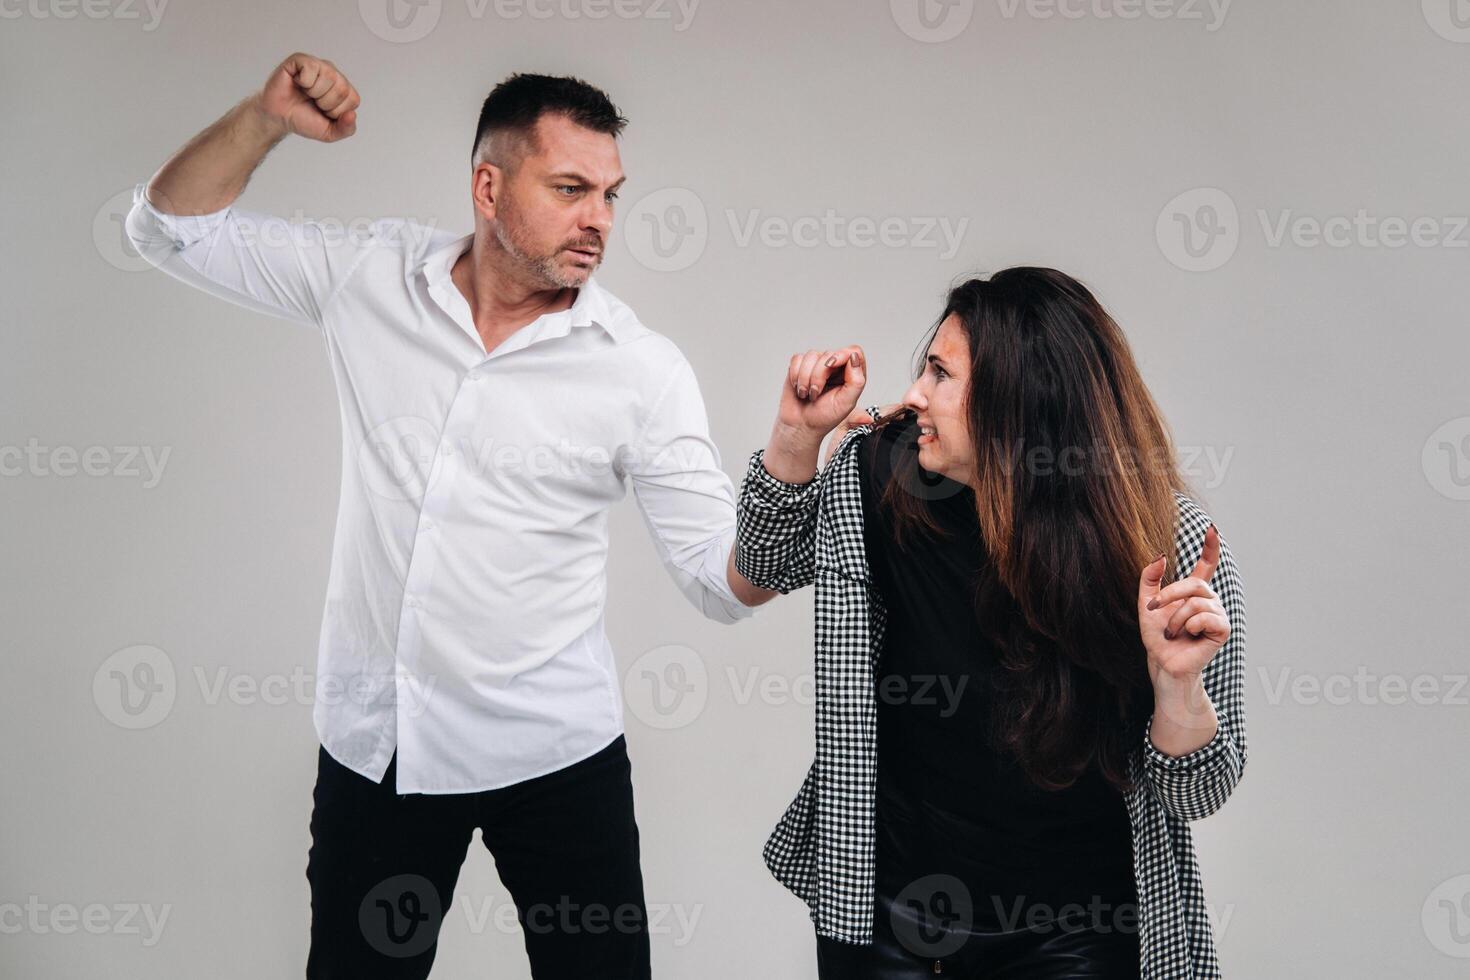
[1148,671,1219,757]
[761,424,824,485]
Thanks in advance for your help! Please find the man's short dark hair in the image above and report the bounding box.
[472,73,627,166]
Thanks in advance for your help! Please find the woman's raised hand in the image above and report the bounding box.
[776,346,868,441]
[1137,524,1230,682]
[761,346,867,484]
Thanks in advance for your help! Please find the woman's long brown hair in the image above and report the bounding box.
[872,268,1193,794]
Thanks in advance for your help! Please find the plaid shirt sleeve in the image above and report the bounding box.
[734,448,823,595]
[1142,494,1248,822]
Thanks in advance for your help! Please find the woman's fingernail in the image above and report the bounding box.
[1146,598,1158,610]
[825,356,835,367]
[796,386,807,398]
[1163,628,1174,640]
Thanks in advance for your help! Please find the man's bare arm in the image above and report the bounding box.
[145,53,359,216]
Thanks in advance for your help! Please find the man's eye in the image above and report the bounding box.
[555,185,579,196]
[605,191,619,203]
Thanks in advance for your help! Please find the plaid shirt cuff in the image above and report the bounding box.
[748,449,818,496]
[735,449,821,593]
[1142,716,1236,820]
[1143,716,1228,769]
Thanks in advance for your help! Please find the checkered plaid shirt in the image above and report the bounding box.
[735,413,1247,979]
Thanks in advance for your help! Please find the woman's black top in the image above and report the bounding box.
[857,415,1138,932]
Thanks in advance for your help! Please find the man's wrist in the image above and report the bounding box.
[241,93,290,144]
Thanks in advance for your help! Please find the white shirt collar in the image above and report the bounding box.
[418,232,624,344]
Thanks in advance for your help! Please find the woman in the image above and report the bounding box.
[734,268,1246,979]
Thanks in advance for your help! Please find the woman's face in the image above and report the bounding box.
[902,313,976,487]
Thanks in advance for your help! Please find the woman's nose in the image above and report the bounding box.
[901,380,926,412]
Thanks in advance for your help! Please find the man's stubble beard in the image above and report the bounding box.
[493,200,602,290]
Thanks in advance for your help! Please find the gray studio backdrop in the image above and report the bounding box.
[4,1,1468,977]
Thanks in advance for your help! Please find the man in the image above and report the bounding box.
[125,54,782,978]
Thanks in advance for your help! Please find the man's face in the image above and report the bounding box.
[486,113,625,289]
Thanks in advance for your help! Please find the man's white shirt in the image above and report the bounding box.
[125,184,755,793]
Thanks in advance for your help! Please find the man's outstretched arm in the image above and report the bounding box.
[144,52,357,216]
[125,54,367,329]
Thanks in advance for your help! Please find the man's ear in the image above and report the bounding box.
[471,162,503,223]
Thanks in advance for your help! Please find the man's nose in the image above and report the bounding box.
[582,198,614,239]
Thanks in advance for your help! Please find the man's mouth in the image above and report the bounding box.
[566,246,602,261]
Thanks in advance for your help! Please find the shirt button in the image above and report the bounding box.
[405,596,420,609]
[467,370,483,382]
[420,520,434,533]
[439,442,452,456]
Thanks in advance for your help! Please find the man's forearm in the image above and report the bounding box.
[146,94,287,216]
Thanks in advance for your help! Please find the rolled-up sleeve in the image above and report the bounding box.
[733,446,823,595]
[625,355,755,625]
[123,181,369,330]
